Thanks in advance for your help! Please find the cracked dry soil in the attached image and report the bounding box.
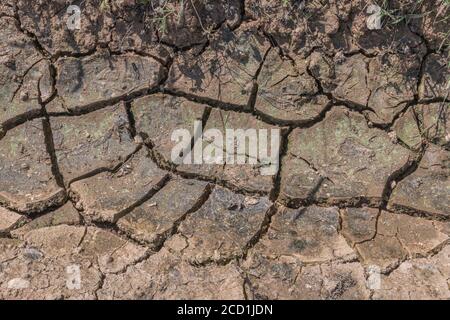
[0,0,449,300]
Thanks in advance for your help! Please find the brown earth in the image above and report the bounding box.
[0,0,449,300]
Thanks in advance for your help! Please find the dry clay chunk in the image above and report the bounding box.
[389,145,450,219]
[173,187,271,264]
[16,1,166,62]
[394,102,450,149]
[256,49,329,123]
[0,207,26,234]
[21,225,147,274]
[393,107,422,150]
[365,49,423,125]
[0,120,65,214]
[166,24,270,108]
[419,53,449,99]
[70,148,169,223]
[158,0,243,48]
[309,53,371,108]
[108,16,171,64]
[416,103,449,147]
[373,247,450,300]
[132,94,207,164]
[0,225,147,299]
[97,248,245,300]
[0,17,52,132]
[51,104,137,184]
[118,178,210,248]
[343,210,450,271]
[279,107,412,207]
[48,52,164,113]
[17,0,101,57]
[309,51,422,125]
[411,1,450,50]
[0,246,102,299]
[177,109,282,194]
[340,207,378,246]
[0,1,15,16]
[244,254,370,300]
[244,0,353,57]
[253,206,356,263]
[0,238,22,263]
[11,202,80,238]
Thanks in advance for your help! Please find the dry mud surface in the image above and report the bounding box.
[0,1,449,300]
